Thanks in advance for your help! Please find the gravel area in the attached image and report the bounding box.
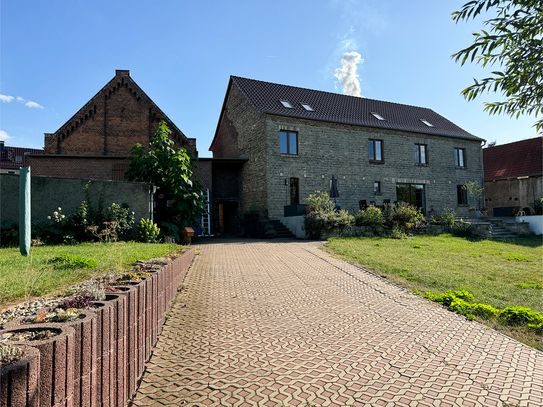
[0,256,174,327]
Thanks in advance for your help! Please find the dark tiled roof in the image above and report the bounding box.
[0,146,44,169]
[231,76,482,141]
[483,137,542,181]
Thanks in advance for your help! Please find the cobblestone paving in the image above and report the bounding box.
[130,239,543,406]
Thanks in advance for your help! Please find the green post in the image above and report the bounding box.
[19,166,31,256]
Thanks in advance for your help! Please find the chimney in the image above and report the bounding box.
[116,70,130,77]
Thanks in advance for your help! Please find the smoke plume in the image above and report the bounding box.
[334,52,364,97]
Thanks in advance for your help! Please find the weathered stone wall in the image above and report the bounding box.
[264,115,483,218]
[484,176,542,215]
[0,174,151,226]
[212,85,268,213]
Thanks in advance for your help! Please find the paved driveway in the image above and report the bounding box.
[130,239,542,406]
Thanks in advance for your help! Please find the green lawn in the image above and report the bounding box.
[0,242,179,307]
[324,234,543,349]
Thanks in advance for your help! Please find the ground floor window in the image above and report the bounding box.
[396,183,426,214]
[457,185,468,205]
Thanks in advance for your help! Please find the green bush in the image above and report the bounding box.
[138,218,160,243]
[470,303,500,319]
[454,221,473,237]
[49,254,97,270]
[389,226,409,239]
[441,207,456,226]
[531,198,543,215]
[303,191,333,213]
[106,203,135,239]
[0,221,19,247]
[355,206,384,227]
[304,210,354,237]
[383,202,424,227]
[499,306,543,326]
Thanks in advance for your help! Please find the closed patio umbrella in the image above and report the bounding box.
[330,174,339,201]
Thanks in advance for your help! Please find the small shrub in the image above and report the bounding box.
[454,221,473,237]
[57,294,94,310]
[531,198,543,215]
[441,207,456,226]
[423,290,474,306]
[49,254,97,270]
[26,308,83,323]
[0,220,19,247]
[389,226,409,239]
[304,210,354,237]
[138,218,160,243]
[470,303,500,320]
[86,286,107,301]
[354,206,384,227]
[303,191,333,213]
[106,203,135,239]
[499,306,543,326]
[383,202,424,228]
[119,271,152,282]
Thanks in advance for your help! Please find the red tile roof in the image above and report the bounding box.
[230,76,482,141]
[0,146,44,169]
[483,137,542,181]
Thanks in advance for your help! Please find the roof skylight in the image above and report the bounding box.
[280,100,294,108]
[420,119,434,127]
[371,112,385,121]
[301,104,314,111]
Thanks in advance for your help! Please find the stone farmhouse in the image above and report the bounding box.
[483,137,542,216]
[210,76,485,227]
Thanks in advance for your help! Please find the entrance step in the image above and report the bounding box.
[269,220,295,238]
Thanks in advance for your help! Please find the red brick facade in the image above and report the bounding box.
[27,155,130,180]
[32,70,197,180]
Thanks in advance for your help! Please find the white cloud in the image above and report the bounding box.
[17,97,24,102]
[0,94,14,102]
[25,101,43,109]
[0,130,13,141]
[334,51,364,97]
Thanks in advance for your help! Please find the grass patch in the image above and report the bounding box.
[0,242,179,306]
[324,234,543,349]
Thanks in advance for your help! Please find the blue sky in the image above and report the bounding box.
[1,0,539,157]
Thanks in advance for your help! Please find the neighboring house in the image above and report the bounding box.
[210,76,485,227]
[483,137,542,216]
[0,146,44,174]
[27,70,198,181]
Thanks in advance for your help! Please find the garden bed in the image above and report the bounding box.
[0,248,195,407]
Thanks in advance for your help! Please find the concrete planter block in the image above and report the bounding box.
[1,324,75,407]
[143,272,157,361]
[104,291,127,407]
[110,284,138,400]
[91,299,116,407]
[0,344,40,407]
[56,310,98,407]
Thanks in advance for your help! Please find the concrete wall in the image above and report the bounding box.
[484,176,542,215]
[0,173,152,225]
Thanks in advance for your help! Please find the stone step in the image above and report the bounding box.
[269,220,295,238]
